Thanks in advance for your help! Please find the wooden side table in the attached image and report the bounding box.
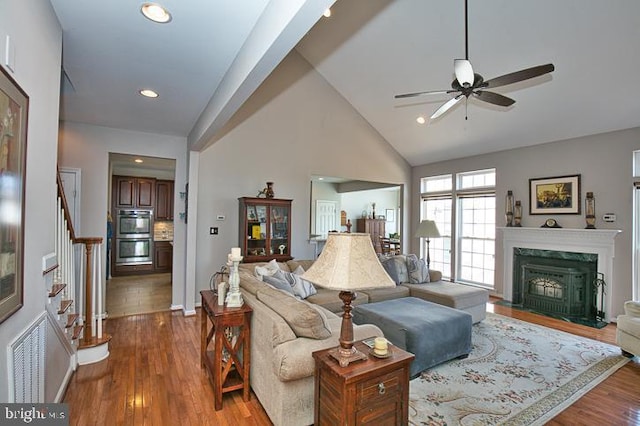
[313,340,414,425]
[200,290,252,410]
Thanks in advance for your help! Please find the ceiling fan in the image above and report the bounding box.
[394,0,554,121]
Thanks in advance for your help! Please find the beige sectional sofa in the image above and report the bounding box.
[238,261,382,426]
[237,257,488,426]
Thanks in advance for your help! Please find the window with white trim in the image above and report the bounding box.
[420,169,496,288]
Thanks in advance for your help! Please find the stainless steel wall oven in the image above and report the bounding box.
[115,209,153,265]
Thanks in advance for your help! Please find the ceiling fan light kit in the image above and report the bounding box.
[395,0,554,122]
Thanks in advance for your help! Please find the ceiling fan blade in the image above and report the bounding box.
[474,90,515,107]
[483,63,555,89]
[454,59,474,87]
[394,89,454,99]
[430,95,464,120]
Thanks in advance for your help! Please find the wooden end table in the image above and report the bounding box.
[313,340,414,425]
[200,290,252,410]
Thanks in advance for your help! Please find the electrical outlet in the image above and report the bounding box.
[210,227,218,235]
[216,215,225,220]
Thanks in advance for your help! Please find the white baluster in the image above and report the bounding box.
[96,244,102,339]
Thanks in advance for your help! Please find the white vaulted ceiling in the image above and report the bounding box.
[50,0,640,166]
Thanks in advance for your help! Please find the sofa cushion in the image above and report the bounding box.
[256,285,331,340]
[267,269,318,299]
[239,270,267,296]
[360,285,410,304]
[306,288,370,313]
[254,259,282,279]
[379,255,408,284]
[287,259,315,272]
[624,300,640,317]
[262,273,296,295]
[239,260,291,275]
[402,281,488,310]
[618,314,640,336]
[406,254,430,283]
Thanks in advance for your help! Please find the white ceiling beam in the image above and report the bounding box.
[188,0,336,152]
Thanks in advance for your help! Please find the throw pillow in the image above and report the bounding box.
[254,259,280,279]
[256,286,331,340]
[406,254,430,283]
[379,255,408,285]
[271,269,318,299]
[262,273,296,295]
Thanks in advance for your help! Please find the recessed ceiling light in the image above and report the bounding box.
[139,89,159,98]
[416,116,426,124]
[141,2,172,23]
[323,8,332,18]
[134,158,144,163]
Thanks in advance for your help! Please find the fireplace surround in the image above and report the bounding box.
[500,227,620,322]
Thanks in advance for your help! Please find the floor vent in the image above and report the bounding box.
[10,313,47,403]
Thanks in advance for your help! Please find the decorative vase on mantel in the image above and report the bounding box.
[505,190,514,227]
[585,192,596,229]
[514,200,522,227]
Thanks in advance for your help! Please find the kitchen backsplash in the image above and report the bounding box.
[154,220,174,241]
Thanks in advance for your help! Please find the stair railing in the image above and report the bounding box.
[56,170,110,350]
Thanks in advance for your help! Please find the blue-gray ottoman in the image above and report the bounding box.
[352,297,472,378]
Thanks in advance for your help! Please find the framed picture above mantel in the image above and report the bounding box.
[529,174,581,215]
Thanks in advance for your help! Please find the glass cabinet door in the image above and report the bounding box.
[245,204,267,257]
[270,205,289,256]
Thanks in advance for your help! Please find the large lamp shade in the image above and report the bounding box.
[301,233,394,366]
[414,220,441,269]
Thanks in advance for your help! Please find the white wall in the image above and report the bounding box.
[0,0,62,402]
[341,188,400,235]
[57,122,188,310]
[412,127,640,318]
[194,50,411,302]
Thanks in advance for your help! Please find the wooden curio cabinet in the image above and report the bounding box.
[356,218,386,254]
[239,197,292,263]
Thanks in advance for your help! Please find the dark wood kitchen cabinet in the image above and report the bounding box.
[155,180,174,220]
[113,176,156,209]
[154,241,173,272]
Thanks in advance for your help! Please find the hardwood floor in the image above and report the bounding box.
[106,273,172,318]
[63,297,640,425]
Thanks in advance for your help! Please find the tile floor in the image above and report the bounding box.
[106,273,172,318]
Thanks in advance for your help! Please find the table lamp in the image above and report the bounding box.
[301,233,395,367]
[414,220,441,269]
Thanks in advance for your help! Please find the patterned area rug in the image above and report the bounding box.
[409,312,628,425]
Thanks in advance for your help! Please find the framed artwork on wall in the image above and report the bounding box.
[385,209,395,222]
[0,66,29,324]
[529,174,581,215]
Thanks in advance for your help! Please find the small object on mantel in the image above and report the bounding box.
[541,218,562,228]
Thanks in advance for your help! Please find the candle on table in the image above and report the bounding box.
[374,337,388,355]
[231,247,241,258]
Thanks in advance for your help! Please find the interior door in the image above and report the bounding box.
[316,200,337,238]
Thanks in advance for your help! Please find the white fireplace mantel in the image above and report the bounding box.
[499,227,621,321]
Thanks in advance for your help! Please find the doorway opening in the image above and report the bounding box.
[107,153,175,317]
